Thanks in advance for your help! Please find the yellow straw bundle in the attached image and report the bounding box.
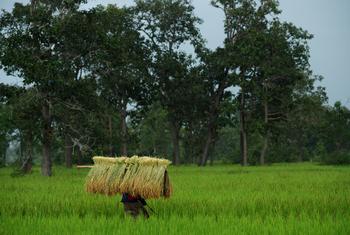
[85,156,172,199]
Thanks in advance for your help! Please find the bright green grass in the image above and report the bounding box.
[0,163,349,234]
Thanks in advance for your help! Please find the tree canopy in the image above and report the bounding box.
[0,0,349,175]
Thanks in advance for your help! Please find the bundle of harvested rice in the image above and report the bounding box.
[85,156,172,199]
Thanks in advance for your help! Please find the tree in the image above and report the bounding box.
[136,103,171,156]
[12,88,41,173]
[86,5,150,157]
[0,83,21,167]
[246,20,314,165]
[53,7,101,166]
[210,0,317,165]
[134,0,202,165]
[194,48,236,166]
[317,102,350,164]
[0,0,87,175]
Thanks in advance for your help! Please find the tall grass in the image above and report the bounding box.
[1,163,349,234]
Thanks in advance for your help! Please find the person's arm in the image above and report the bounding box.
[139,197,147,206]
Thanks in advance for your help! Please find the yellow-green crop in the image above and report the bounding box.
[0,163,349,235]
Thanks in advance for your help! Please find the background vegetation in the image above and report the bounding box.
[1,0,349,175]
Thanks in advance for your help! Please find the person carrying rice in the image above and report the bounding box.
[121,193,149,218]
[85,156,172,218]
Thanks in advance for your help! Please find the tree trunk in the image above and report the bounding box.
[108,115,114,156]
[65,134,73,168]
[260,100,268,165]
[120,107,128,156]
[1,140,8,167]
[1,151,5,167]
[0,145,5,167]
[25,130,33,173]
[240,132,248,166]
[21,130,33,174]
[199,124,213,166]
[200,78,227,166]
[20,132,24,162]
[76,147,82,165]
[41,99,52,176]
[240,92,248,166]
[187,123,196,164]
[209,141,216,166]
[260,138,267,165]
[298,146,304,162]
[170,120,180,166]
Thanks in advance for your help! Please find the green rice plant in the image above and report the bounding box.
[1,163,349,234]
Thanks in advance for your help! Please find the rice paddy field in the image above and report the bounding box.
[0,163,349,235]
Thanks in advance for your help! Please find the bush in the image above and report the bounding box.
[321,151,350,165]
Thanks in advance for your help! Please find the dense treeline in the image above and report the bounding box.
[0,0,349,176]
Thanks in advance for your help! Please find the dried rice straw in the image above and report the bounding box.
[85,156,172,199]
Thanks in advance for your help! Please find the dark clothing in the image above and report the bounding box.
[123,201,149,218]
[121,193,149,218]
[121,193,147,205]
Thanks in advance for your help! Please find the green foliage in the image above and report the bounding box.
[212,126,240,163]
[0,104,11,166]
[137,103,171,157]
[0,0,349,167]
[321,152,350,165]
[134,0,203,52]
